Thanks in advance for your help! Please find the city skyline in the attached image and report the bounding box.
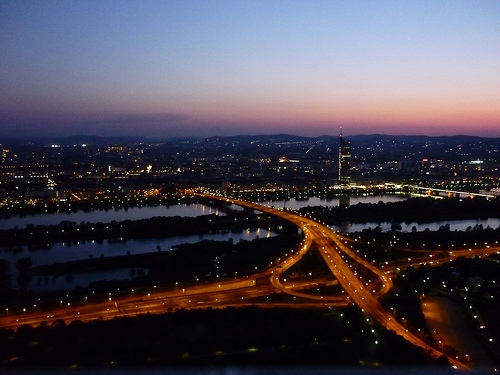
[1,1,499,139]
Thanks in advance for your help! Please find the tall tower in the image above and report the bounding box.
[338,133,351,184]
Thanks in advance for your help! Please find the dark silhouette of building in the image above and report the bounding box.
[338,135,351,184]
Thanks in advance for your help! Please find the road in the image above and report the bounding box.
[197,193,466,368]
[422,295,494,368]
[0,274,346,330]
[379,246,500,275]
[2,191,478,368]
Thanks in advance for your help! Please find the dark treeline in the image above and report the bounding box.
[31,235,302,284]
[0,210,297,247]
[233,187,396,202]
[379,279,429,338]
[284,245,335,279]
[348,224,500,251]
[0,259,9,293]
[299,197,500,224]
[2,234,302,310]
[0,305,435,368]
[390,255,500,359]
[406,255,500,295]
[0,195,184,218]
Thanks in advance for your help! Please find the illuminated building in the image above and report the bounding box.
[338,135,351,184]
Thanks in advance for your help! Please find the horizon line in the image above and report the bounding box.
[1,132,499,143]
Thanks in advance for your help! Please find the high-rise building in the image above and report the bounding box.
[338,135,351,183]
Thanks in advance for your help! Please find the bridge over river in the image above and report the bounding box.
[407,185,497,199]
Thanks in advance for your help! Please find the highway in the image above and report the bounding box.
[197,193,467,368]
[0,273,346,330]
[379,246,500,275]
[1,191,478,368]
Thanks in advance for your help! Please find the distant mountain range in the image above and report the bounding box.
[2,133,499,147]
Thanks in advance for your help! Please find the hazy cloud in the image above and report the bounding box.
[85,113,190,126]
[0,112,193,139]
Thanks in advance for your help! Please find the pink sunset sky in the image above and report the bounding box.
[1,1,499,139]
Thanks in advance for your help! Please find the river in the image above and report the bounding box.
[1,195,498,292]
[0,195,403,230]
[0,203,226,230]
[256,194,408,210]
[331,218,500,234]
[2,228,275,292]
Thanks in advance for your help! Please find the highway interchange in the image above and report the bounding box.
[3,192,500,369]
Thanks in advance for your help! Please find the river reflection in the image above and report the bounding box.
[255,195,500,233]
[331,218,500,234]
[0,196,404,230]
[2,228,275,292]
[2,194,498,292]
[256,194,408,210]
[0,203,224,230]
[33,269,135,293]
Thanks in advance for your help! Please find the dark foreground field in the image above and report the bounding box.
[0,305,441,369]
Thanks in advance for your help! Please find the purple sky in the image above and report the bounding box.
[1,0,499,139]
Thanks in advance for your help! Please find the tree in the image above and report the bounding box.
[391,223,402,231]
[16,257,32,272]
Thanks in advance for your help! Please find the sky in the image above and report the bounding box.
[1,0,499,139]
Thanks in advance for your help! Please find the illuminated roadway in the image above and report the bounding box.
[198,193,466,368]
[0,277,346,330]
[376,246,500,275]
[1,191,474,368]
